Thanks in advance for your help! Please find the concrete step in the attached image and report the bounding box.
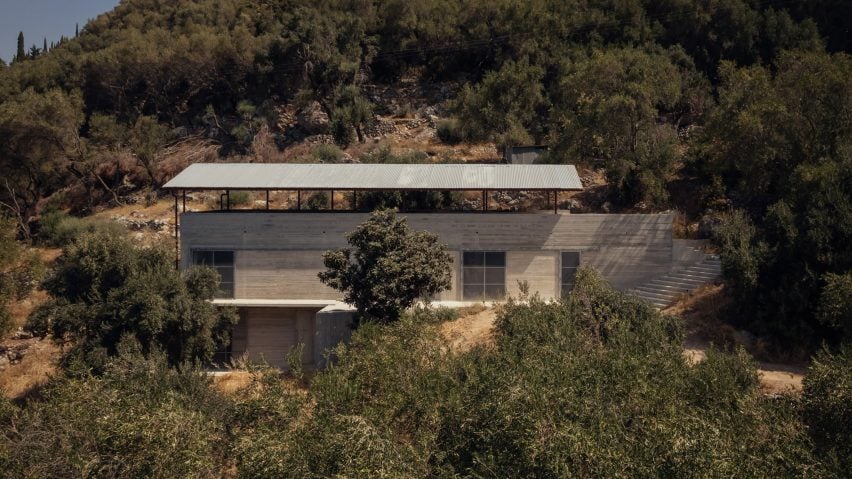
[632,296,670,308]
[635,285,684,296]
[669,272,719,282]
[628,253,723,310]
[652,276,705,287]
[688,265,721,274]
[633,289,683,301]
[682,266,721,274]
[642,282,693,293]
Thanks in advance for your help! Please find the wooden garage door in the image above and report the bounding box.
[232,308,316,369]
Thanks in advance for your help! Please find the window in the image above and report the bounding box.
[462,251,506,300]
[561,252,580,295]
[192,250,234,298]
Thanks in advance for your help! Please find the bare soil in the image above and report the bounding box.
[0,339,62,400]
[666,285,805,395]
[441,306,497,352]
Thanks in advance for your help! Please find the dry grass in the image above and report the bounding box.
[441,306,497,352]
[7,290,50,330]
[0,339,62,400]
[212,370,257,395]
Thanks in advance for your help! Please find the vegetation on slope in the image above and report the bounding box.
[1,269,849,477]
[0,1,849,352]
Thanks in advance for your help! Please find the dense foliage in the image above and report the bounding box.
[26,229,237,370]
[0,0,848,356]
[701,51,852,354]
[2,269,848,477]
[0,217,44,336]
[319,209,452,322]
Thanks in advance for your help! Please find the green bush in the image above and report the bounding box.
[38,210,126,247]
[305,191,329,210]
[311,144,344,163]
[436,118,463,144]
[802,346,852,476]
[360,144,428,164]
[228,191,252,207]
[0,345,230,477]
[0,302,12,337]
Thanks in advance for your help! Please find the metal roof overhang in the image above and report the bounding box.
[162,163,583,191]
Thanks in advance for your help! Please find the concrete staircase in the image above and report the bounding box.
[629,254,722,309]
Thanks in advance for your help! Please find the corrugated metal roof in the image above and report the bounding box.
[163,163,583,190]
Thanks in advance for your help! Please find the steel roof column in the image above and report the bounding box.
[173,194,179,269]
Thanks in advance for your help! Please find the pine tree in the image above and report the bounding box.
[15,31,24,63]
[75,23,79,37]
[43,37,48,54]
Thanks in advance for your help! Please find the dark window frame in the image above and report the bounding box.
[191,250,235,299]
[462,250,506,301]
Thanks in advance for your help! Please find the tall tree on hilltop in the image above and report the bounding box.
[15,32,24,63]
[43,37,47,54]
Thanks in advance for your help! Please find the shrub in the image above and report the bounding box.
[360,144,428,164]
[38,210,126,247]
[305,191,330,210]
[311,143,344,163]
[0,302,12,337]
[0,345,230,477]
[802,346,852,475]
[816,272,852,340]
[436,118,463,144]
[228,191,251,207]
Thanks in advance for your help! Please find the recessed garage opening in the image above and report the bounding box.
[229,307,320,370]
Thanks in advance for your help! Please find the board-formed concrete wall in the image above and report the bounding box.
[180,212,673,298]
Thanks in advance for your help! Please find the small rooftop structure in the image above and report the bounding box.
[505,145,548,165]
[163,163,583,191]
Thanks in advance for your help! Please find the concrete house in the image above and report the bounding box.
[164,163,705,369]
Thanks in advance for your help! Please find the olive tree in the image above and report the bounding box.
[318,209,452,323]
[26,229,237,369]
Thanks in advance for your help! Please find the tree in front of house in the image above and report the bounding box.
[26,229,238,371]
[319,209,452,323]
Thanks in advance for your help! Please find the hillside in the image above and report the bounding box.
[1,0,850,355]
[0,2,850,474]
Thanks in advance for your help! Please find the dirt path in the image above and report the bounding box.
[682,345,805,394]
[669,285,805,394]
[440,307,497,352]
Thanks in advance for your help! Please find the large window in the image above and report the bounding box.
[463,251,506,300]
[192,250,235,298]
[561,252,580,295]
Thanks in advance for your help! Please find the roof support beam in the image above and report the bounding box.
[173,194,179,269]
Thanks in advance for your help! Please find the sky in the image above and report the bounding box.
[0,0,120,63]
